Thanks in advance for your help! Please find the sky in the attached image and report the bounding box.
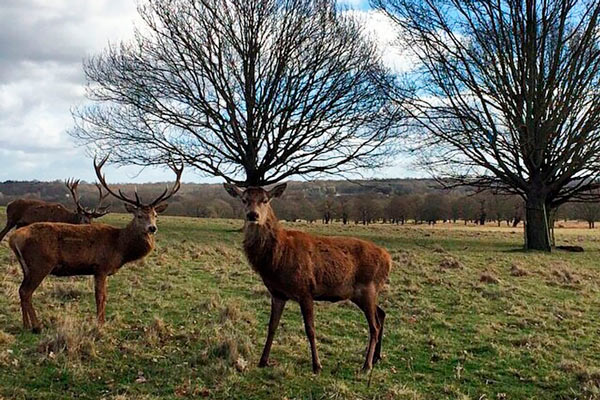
[0,0,418,184]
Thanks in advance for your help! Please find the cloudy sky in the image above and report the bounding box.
[0,0,416,184]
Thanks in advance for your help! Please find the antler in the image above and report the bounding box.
[94,155,183,207]
[149,161,184,206]
[88,184,111,217]
[94,155,142,207]
[65,178,84,212]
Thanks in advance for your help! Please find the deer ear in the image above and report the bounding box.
[124,203,137,213]
[154,203,169,214]
[223,183,243,198]
[268,183,287,199]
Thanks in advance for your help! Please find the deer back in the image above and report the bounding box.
[10,222,125,276]
[8,199,78,226]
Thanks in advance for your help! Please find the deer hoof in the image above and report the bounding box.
[31,327,41,334]
[258,359,269,368]
[313,364,322,374]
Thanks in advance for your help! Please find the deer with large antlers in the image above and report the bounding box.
[224,183,392,372]
[8,157,182,332]
[0,180,110,242]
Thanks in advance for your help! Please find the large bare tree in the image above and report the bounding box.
[373,0,600,251]
[71,0,398,187]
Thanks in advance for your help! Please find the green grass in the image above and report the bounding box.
[1,211,600,399]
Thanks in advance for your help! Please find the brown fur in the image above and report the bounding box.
[8,205,166,333]
[224,183,392,372]
[0,181,109,242]
[7,159,181,333]
[0,199,86,242]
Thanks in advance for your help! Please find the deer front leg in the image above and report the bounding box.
[299,298,322,373]
[259,296,287,367]
[94,274,108,325]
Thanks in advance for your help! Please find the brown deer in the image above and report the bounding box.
[224,183,392,372]
[8,156,182,332]
[0,180,110,242]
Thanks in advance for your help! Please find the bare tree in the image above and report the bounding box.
[374,0,600,251]
[386,194,408,224]
[72,0,399,187]
[574,190,600,228]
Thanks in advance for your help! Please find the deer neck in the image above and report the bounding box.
[118,222,155,265]
[243,207,281,271]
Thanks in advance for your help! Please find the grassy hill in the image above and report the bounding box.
[0,211,599,399]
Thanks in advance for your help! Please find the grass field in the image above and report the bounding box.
[1,209,600,399]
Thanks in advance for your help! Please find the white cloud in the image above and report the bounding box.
[347,9,418,74]
[0,0,417,183]
[0,0,184,182]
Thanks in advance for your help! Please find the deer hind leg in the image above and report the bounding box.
[373,306,386,364]
[299,298,322,373]
[352,284,380,371]
[0,221,15,242]
[259,296,287,368]
[94,274,108,325]
[19,274,45,333]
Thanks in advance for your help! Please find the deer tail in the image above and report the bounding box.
[9,233,29,277]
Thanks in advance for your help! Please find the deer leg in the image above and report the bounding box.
[373,306,386,364]
[259,296,286,367]
[299,298,322,373]
[353,285,380,371]
[19,275,45,333]
[94,274,108,325]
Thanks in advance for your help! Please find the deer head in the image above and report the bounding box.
[94,156,183,234]
[65,179,111,223]
[224,183,287,225]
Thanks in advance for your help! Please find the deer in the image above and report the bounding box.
[224,183,392,372]
[8,156,182,333]
[0,179,110,242]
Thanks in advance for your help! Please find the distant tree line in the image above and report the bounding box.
[2,179,599,228]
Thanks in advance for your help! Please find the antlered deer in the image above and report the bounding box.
[0,179,110,242]
[224,183,392,372]
[8,157,182,332]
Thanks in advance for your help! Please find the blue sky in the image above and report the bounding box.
[0,0,417,184]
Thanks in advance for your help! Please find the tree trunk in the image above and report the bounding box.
[525,196,552,252]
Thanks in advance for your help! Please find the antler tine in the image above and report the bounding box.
[150,160,184,206]
[65,178,84,211]
[95,183,111,204]
[134,188,142,205]
[93,155,142,207]
[85,183,112,217]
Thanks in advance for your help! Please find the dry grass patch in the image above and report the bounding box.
[480,272,500,284]
[439,256,463,270]
[550,267,581,285]
[559,359,600,395]
[144,316,174,346]
[509,263,528,277]
[36,314,101,360]
[0,330,15,347]
[50,282,86,300]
